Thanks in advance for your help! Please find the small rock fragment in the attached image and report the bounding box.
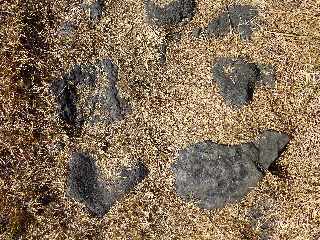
[212,57,259,108]
[159,42,167,65]
[58,21,75,36]
[68,153,148,217]
[172,130,289,209]
[212,58,277,108]
[253,130,289,169]
[205,11,231,38]
[144,0,196,27]
[115,162,149,194]
[192,27,202,38]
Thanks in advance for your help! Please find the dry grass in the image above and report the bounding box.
[0,0,320,239]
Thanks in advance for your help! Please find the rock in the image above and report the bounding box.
[253,130,289,169]
[194,5,257,40]
[68,153,148,217]
[205,11,231,38]
[212,58,277,108]
[68,152,110,217]
[89,0,104,22]
[58,21,75,36]
[212,57,259,108]
[51,59,128,133]
[171,130,289,209]
[192,27,202,38]
[228,5,258,40]
[159,42,167,65]
[256,64,276,87]
[144,0,196,27]
[114,162,149,194]
[51,75,78,126]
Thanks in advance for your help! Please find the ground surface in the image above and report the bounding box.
[0,0,320,239]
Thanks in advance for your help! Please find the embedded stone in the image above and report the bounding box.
[89,0,104,22]
[51,59,128,133]
[144,0,196,27]
[194,5,258,40]
[68,153,148,217]
[172,130,289,209]
[212,57,259,108]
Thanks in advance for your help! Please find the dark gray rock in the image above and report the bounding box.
[193,5,257,40]
[159,42,167,65]
[228,5,258,40]
[68,152,111,217]
[256,64,276,87]
[172,130,289,209]
[253,130,289,169]
[212,58,277,108]
[68,153,148,217]
[89,0,104,22]
[114,162,149,194]
[144,0,196,27]
[192,27,202,38]
[205,11,231,38]
[51,59,128,133]
[212,57,259,108]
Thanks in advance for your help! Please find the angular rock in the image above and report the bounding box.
[228,5,258,40]
[51,59,128,133]
[68,153,148,217]
[212,58,277,108]
[172,130,289,209]
[144,0,196,27]
[194,5,257,40]
[253,130,289,169]
[113,162,149,194]
[212,57,259,108]
[58,21,76,36]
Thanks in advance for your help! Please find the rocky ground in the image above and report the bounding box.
[1,0,320,239]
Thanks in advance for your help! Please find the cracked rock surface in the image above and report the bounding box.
[172,130,289,209]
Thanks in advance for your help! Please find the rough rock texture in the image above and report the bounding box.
[205,11,231,38]
[194,5,257,40]
[253,131,289,169]
[51,59,128,133]
[89,0,104,22]
[256,64,276,88]
[212,58,277,108]
[68,153,148,217]
[144,0,196,27]
[68,152,111,217]
[228,5,258,40]
[212,57,259,108]
[58,21,75,36]
[172,130,289,209]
